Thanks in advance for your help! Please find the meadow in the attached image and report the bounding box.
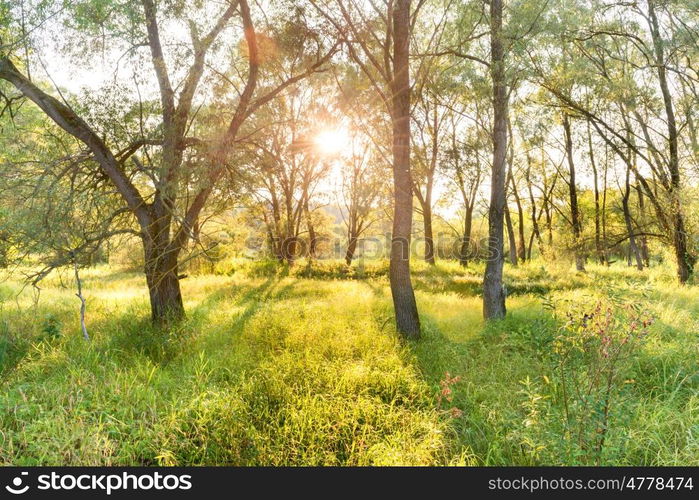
[0,259,696,466]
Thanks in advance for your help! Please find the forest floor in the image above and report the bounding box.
[0,259,697,465]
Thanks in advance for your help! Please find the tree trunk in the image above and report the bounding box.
[459,206,473,267]
[389,0,420,338]
[345,234,358,266]
[512,181,526,262]
[505,205,518,266]
[283,236,298,265]
[143,230,184,325]
[563,113,585,272]
[602,143,610,266]
[73,260,90,340]
[545,202,553,247]
[507,122,525,262]
[423,202,435,265]
[304,197,317,258]
[525,155,542,261]
[622,163,643,270]
[483,0,507,320]
[673,216,692,282]
[587,120,605,264]
[637,185,650,266]
[346,216,358,266]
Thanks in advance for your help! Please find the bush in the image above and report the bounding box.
[516,299,654,464]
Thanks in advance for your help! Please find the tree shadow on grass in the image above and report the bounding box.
[193,275,278,313]
[98,276,291,366]
[397,263,589,299]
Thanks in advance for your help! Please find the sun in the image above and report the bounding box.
[314,128,349,156]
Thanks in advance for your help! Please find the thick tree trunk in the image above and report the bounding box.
[346,217,359,266]
[283,236,298,265]
[483,0,507,320]
[563,113,585,272]
[673,214,692,282]
[627,246,633,267]
[143,231,184,325]
[389,0,420,338]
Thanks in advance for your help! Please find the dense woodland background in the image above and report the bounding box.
[0,0,697,466]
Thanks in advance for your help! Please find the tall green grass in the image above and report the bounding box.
[0,259,696,465]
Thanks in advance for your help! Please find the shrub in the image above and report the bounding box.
[516,299,654,464]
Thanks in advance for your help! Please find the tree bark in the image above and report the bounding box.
[143,221,185,325]
[637,184,650,266]
[345,234,358,266]
[483,0,507,320]
[459,206,474,267]
[345,210,360,266]
[304,196,317,258]
[423,202,435,265]
[512,178,526,262]
[505,205,518,266]
[562,113,585,272]
[622,162,644,270]
[389,0,420,338]
[525,154,542,260]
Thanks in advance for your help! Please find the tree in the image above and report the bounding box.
[562,113,586,272]
[0,0,334,323]
[411,67,460,266]
[482,0,508,319]
[340,137,385,265]
[246,87,333,264]
[389,0,421,336]
[442,111,486,267]
[537,0,697,283]
[311,0,422,338]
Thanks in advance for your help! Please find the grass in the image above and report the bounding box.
[0,258,696,465]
